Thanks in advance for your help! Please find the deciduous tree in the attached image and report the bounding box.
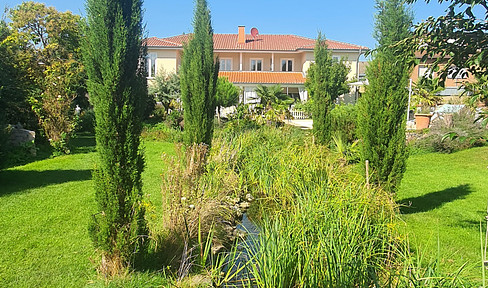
[8,1,84,153]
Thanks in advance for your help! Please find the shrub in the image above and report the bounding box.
[141,122,183,143]
[75,108,95,133]
[410,107,487,153]
[330,104,358,143]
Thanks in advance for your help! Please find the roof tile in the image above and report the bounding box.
[148,34,367,51]
[219,71,306,84]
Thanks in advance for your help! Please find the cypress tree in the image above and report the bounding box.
[83,0,147,273]
[305,33,349,145]
[180,0,219,146]
[357,0,413,193]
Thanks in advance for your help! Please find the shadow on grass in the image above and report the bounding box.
[0,169,92,196]
[71,133,96,154]
[399,184,473,214]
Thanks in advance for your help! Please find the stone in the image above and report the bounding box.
[7,124,36,156]
[239,201,250,209]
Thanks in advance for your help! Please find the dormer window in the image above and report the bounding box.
[251,59,262,71]
[281,59,293,71]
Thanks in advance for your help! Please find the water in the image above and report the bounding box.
[223,213,260,287]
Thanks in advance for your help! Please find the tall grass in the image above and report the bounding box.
[151,121,474,286]
[210,122,473,287]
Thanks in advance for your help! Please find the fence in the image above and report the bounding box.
[289,109,310,120]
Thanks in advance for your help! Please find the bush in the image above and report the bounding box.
[330,104,358,143]
[166,109,183,131]
[75,108,95,133]
[141,122,183,143]
[410,107,487,153]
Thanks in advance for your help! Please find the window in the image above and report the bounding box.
[219,58,232,71]
[146,53,157,78]
[250,59,262,71]
[447,66,468,79]
[281,59,293,71]
[332,56,340,63]
[418,65,432,78]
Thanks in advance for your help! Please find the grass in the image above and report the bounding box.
[398,146,488,281]
[0,134,175,287]
[1,124,486,287]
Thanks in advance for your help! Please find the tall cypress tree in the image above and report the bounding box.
[305,33,349,145]
[83,0,147,273]
[180,0,219,146]
[357,0,413,193]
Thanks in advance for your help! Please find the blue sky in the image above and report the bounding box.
[2,0,451,50]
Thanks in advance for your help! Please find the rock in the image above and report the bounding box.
[239,201,250,209]
[7,124,36,156]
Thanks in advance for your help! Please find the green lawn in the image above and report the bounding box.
[398,146,488,281]
[1,133,487,286]
[0,135,175,287]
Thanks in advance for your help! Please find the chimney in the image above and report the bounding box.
[238,26,245,44]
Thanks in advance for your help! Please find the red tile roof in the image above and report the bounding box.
[219,71,306,84]
[147,34,367,51]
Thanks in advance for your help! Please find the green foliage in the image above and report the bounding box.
[250,84,295,124]
[330,104,358,143]
[215,76,239,120]
[405,0,488,80]
[374,0,413,49]
[148,71,180,113]
[141,122,183,143]
[30,59,84,154]
[7,2,86,154]
[293,99,314,115]
[83,0,147,273]
[0,19,37,130]
[180,0,219,146]
[357,0,413,193]
[75,108,95,133]
[464,74,488,107]
[410,108,488,154]
[254,84,294,109]
[412,76,443,109]
[305,32,349,145]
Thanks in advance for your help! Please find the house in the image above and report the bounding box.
[145,26,368,104]
[411,52,476,103]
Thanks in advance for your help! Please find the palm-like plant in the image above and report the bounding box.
[412,77,443,113]
[254,84,295,111]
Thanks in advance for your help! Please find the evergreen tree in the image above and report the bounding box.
[357,0,413,193]
[305,33,349,145]
[180,0,219,146]
[83,0,147,274]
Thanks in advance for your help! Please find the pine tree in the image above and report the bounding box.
[83,0,147,274]
[180,0,219,146]
[357,0,413,193]
[305,33,349,145]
